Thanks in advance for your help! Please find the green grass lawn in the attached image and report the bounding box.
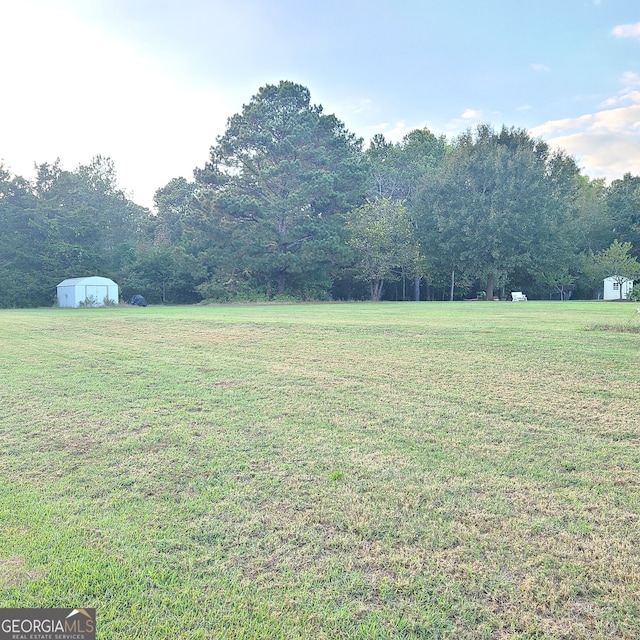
[1,301,639,639]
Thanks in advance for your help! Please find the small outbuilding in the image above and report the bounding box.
[603,276,634,301]
[57,276,119,307]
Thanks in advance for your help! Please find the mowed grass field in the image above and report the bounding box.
[1,301,639,639]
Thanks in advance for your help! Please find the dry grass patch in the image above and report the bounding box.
[0,557,48,589]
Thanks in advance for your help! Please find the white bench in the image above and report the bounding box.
[511,291,528,302]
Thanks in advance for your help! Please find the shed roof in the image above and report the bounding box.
[57,276,118,287]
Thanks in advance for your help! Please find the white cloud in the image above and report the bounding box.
[599,72,640,107]
[621,71,640,85]
[328,96,374,119]
[531,63,551,73]
[530,102,640,181]
[605,90,640,107]
[381,122,411,142]
[541,131,640,180]
[351,98,373,115]
[612,22,640,39]
[442,109,483,133]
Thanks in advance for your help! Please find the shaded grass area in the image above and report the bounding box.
[1,302,639,638]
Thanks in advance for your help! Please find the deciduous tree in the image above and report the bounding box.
[345,197,420,300]
[607,173,640,257]
[365,129,446,299]
[416,125,579,300]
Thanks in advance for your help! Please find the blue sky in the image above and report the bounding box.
[1,0,639,209]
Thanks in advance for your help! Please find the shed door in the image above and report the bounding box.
[58,287,75,307]
[85,285,108,304]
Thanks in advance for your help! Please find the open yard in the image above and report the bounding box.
[1,301,639,639]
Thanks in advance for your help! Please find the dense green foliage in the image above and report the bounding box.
[345,197,421,300]
[592,240,640,300]
[416,125,582,300]
[192,81,367,300]
[0,157,147,307]
[2,81,639,307]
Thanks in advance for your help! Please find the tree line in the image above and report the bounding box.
[2,80,640,308]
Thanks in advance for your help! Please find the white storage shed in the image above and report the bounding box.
[603,276,634,301]
[57,276,119,307]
